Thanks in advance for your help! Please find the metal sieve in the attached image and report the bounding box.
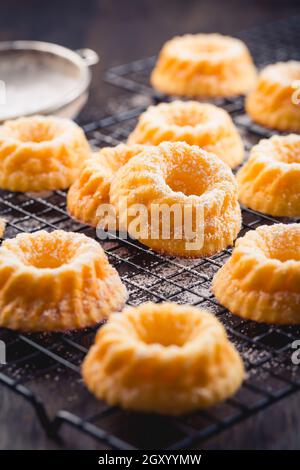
[0,40,99,122]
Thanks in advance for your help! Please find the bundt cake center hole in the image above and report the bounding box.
[168,109,207,127]
[263,233,300,262]
[166,167,208,196]
[29,254,68,269]
[22,243,76,269]
[139,323,192,347]
[273,144,300,164]
[268,248,300,262]
[190,42,225,55]
[16,123,58,143]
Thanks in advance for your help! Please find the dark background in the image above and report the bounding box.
[0,0,300,450]
[1,0,299,121]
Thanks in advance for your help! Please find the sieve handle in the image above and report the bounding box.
[75,48,99,66]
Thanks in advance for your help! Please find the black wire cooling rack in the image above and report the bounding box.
[0,16,300,450]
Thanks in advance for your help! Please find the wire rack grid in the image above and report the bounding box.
[0,16,300,450]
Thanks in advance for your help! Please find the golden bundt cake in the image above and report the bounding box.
[0,230,127,332]
[237,134,300,217]
[212,224,300,324]
[246,61,300,132]
[151,33,257,97]
[128,101,244,168]
[67,144,146,227]
[82,302,244,415]
[110,142,241,257]
[0,115,90,192]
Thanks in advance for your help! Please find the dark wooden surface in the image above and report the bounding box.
[0,0,300,450]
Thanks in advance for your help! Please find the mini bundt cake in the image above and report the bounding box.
[237,134,300,217]
[212,224,300,324]
[246,61,300,132]
[151,33,257,98]
[110,142,241,257]
[82,302,244,415]
[0,230,127,332]
[128,101,244,168]
[0,115,90,192]
[67,144,146,227]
